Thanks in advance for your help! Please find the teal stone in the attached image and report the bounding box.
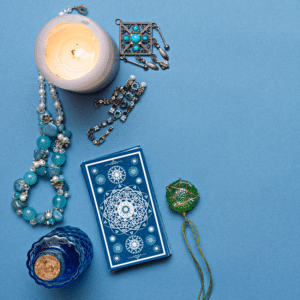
[42,122,58,137]
[50,142,56,151]
[39,121,45,128]
[36,166,47,177]
[23,171,38,186]
[48,217,55,225]
[58,124,64,132]
[133,25,139,32]
[38,110,51,121]
[37,136,51,150]
[131,34,141,43]
[34,149,45,160]
[62,182,69,192]
[36,213,46,224]
[47,166,61,177]
[53,209,64,222]
[52,195,67,208]
[142,35,148,42]
[22,207,37,221]
[14,179,25,192]
[132,45,140,52]
[59,175,65,182]
[62,130,72,139]
[14,192,20,199]
[123,35,129,42]
[51,153,66,166]
[11,200,27,210]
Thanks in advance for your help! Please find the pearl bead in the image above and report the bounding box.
[50,88,56,94]
[33,161,39,168]
[52,176,59,182]
[58,11,64,16]
[57,133,64,140]
[39,160,46,166]
[141,82,146,87]
[20,194,27,201]
[54,101,60,108]
[57,116,63,122]
[39,89,45,95]
[45,211,52,219]
[38,75,44,81]
[39,103,45,110]
[63,137,69,143]
[130,75,135,80]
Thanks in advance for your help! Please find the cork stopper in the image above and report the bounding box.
[34,254,61,281]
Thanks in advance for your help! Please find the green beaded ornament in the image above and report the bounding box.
[166,179,213,300]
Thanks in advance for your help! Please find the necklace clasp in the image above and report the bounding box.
[73,4,87,14]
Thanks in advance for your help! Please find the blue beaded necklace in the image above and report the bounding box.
[11,73,72,226]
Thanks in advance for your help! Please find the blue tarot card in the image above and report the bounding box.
[81,146,171,271]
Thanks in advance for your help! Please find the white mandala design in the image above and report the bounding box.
[128,166,139,177]
[108,166,126,184]
[100,184,151,235]
[125,235,144,254]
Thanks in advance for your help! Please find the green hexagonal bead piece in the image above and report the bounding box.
[166,179,199,214]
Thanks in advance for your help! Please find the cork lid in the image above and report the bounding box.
[34,254,61,281]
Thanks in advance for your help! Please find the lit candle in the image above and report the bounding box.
[35,14,119,93]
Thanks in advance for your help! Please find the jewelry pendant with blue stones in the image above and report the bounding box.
[115,19,170,71]
[11,73,72,226]
[87,75,146,146]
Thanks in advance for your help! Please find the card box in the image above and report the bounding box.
[81,146,171,271]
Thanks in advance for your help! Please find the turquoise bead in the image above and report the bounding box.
[23,171,38,185]
[34,149,45,160]
[39,121,45,128]
[58,124,64,132]
[37,136,51,150]
[14,179,25,192]
[48,217,55,225]
[36,166,47,177]
[14,192,20,199]
[52,195,67,208]
[47,166,61,177]
[38,110,51,121]
[132,25,139,32]
[51,153,66,166]
[132,45,140,52]
[22,207,37,221]
[53,209,64,222]
[36,213,46,224]
[131,34,141,44]
[59,175,65,182]
[123,35,129,42]
[42,122,58,137]
[62,130,72,139]
[11,200,27,210]
[62,182,69,192]
[142,35,148,42]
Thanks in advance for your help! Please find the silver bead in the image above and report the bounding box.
[39,159,46,166]
[59,148,65,154]
[52,176,59,182]
[62,137,69,143]
[45,210,52,220]
[29,166,36,172]
[19,179,25,185]
[130,75,135,80]
[66,7,72,12]
[30,218,37,226]
[20,194,27,201]
[141,82,146,87]
[53,147,59,153]
[33,161,39,168]
[16,209,23,215]
[64,192,70,198]
[59,208,64,213]
[57,189,64,195]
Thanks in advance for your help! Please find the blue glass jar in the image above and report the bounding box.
[26,226,93,288]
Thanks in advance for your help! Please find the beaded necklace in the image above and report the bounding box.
[11,73,72,226]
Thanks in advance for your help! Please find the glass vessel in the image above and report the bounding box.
[26,226,93,288]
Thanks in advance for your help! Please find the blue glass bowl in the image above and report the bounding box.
[26,226,93,288]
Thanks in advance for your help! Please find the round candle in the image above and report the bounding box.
[35,14,119,93]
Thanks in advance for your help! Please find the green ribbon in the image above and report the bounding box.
[182,220,213,300]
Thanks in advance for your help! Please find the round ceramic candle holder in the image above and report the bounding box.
[35,14,119,93]
[26,226,93,288]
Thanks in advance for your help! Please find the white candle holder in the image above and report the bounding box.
[35,14,119,94]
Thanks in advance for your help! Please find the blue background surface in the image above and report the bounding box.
[1,0,300,299]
